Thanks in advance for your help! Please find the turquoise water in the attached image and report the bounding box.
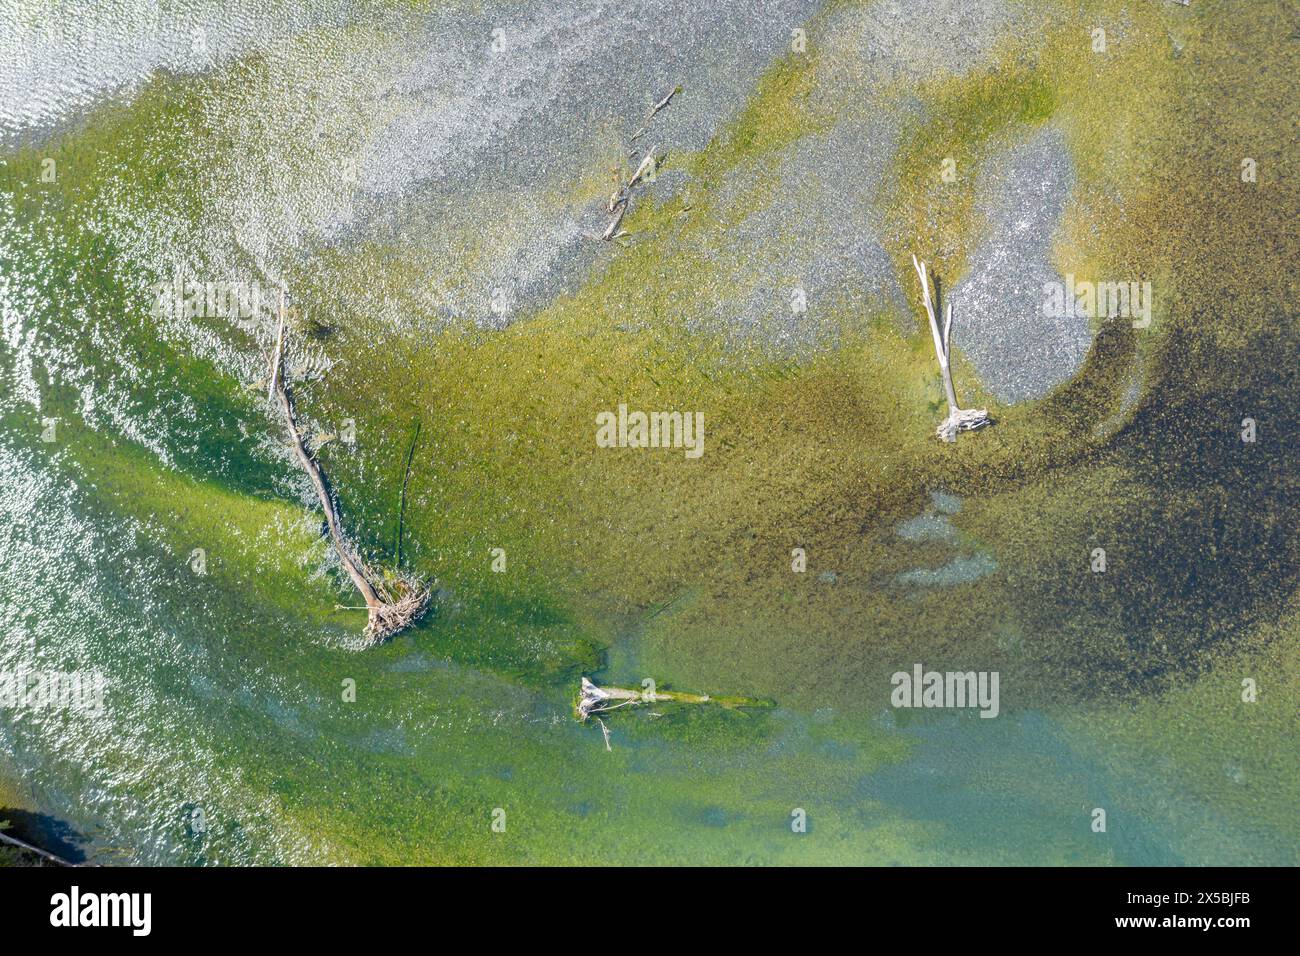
[1,0,1296,865]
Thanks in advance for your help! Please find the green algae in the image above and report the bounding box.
[885,64,1057,282]
[12,1,1279,702]
[0,0,1295,864]
[1066,604,1300,863]
[689,49,832,194]
[0,405,344,627]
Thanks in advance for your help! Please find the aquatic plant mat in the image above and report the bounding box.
[0,0,1295,865]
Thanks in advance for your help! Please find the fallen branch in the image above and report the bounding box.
[601,199,627,241]
[912,255,991,442]
[0,827,82,867]
[647,85,681,121]
[598,86,679,241]
[576,676,711,722]
[600,148,664,241]
[271,290,430,644]
[575,676,770,749]
[630,85,681,141]
[626,148,658,190]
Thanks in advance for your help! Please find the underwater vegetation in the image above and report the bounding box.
[0,0,1295,865]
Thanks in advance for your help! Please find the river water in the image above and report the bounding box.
[1,0,1295,865]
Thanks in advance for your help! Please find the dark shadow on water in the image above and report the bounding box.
[1,807,91,864]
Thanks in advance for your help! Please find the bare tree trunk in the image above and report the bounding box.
[270,290,429,643]
[576,676,710,721]
[575,677,769,749]
[912,255,991,442]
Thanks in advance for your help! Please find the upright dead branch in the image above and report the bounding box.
[271,290,430,644]
[912,255,991,442]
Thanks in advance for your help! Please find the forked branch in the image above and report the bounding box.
[912,255,991,442]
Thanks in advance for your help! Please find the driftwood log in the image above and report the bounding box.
[576,676,710,722]
[576,676,770,750]
[912,255,991,442]
[600,84,679,241]
[271,290,430,644]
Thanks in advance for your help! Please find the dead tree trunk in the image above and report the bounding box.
[576,676,710,721]
[270,290,429,644]
[599,84,679,241]
[912,255,991,442]
[575,676,771,749]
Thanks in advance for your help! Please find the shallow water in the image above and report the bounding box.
[1,0,1296,865]
[953,124,1091,402]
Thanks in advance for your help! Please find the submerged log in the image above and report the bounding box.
[271,290,430,644]
[576,676,710,721]
[575,676,771,753]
